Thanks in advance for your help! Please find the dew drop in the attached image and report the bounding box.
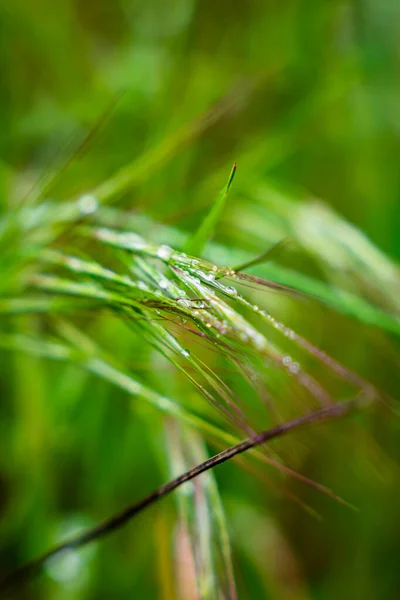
[289,362,300,374]
[159,279,169,290]
[253,334,265,350]
[157,245,172,259]
[283,355,292,366]
[177,298,191,308]
[202,272,215,282]
[78,194,98,215]
[225,285,237,296]
[45,549,82,583]
[181,349,190,358]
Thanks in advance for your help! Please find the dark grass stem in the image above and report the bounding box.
[1,400,360,596]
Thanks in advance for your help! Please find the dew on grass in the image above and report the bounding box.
[159,279,169,290]
[253,333,265,350]
[283,355,292,366]
[199,271,215,282]
[289,362,300,374]
[78,194,98,215]
[157,245,172,259]
[177,298,191,308]
[225,286,237,296]
[45,549,81,584]
[181,349,190,358]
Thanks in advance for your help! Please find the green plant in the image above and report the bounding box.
[1,149,396,597]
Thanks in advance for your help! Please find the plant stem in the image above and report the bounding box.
[1,399,360,596]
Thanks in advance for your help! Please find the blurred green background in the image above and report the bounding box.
[1,0,400,598]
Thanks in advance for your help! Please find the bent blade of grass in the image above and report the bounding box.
[0,332,236,448]
[0,326,346,508]
[1,399,360,595]
[89,210,400,336]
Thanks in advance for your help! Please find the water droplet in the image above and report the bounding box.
[181,349,190,358]
[191,259,198,266]
[177,298,191,308]
[201,272,215,282]
[45,549,82,583]
[159,279,169,290]
[289,362,300,374]
[283,355,292,366]
[157,245,172,259]
[212,265,218,272]
[253,334,265,349]
[78,194,98,215]
[225,286,237,296]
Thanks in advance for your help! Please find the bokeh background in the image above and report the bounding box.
[1,1,400,598]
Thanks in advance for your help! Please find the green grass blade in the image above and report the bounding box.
[185,163,236,257]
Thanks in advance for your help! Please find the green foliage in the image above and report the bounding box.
[1,1,400,599]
